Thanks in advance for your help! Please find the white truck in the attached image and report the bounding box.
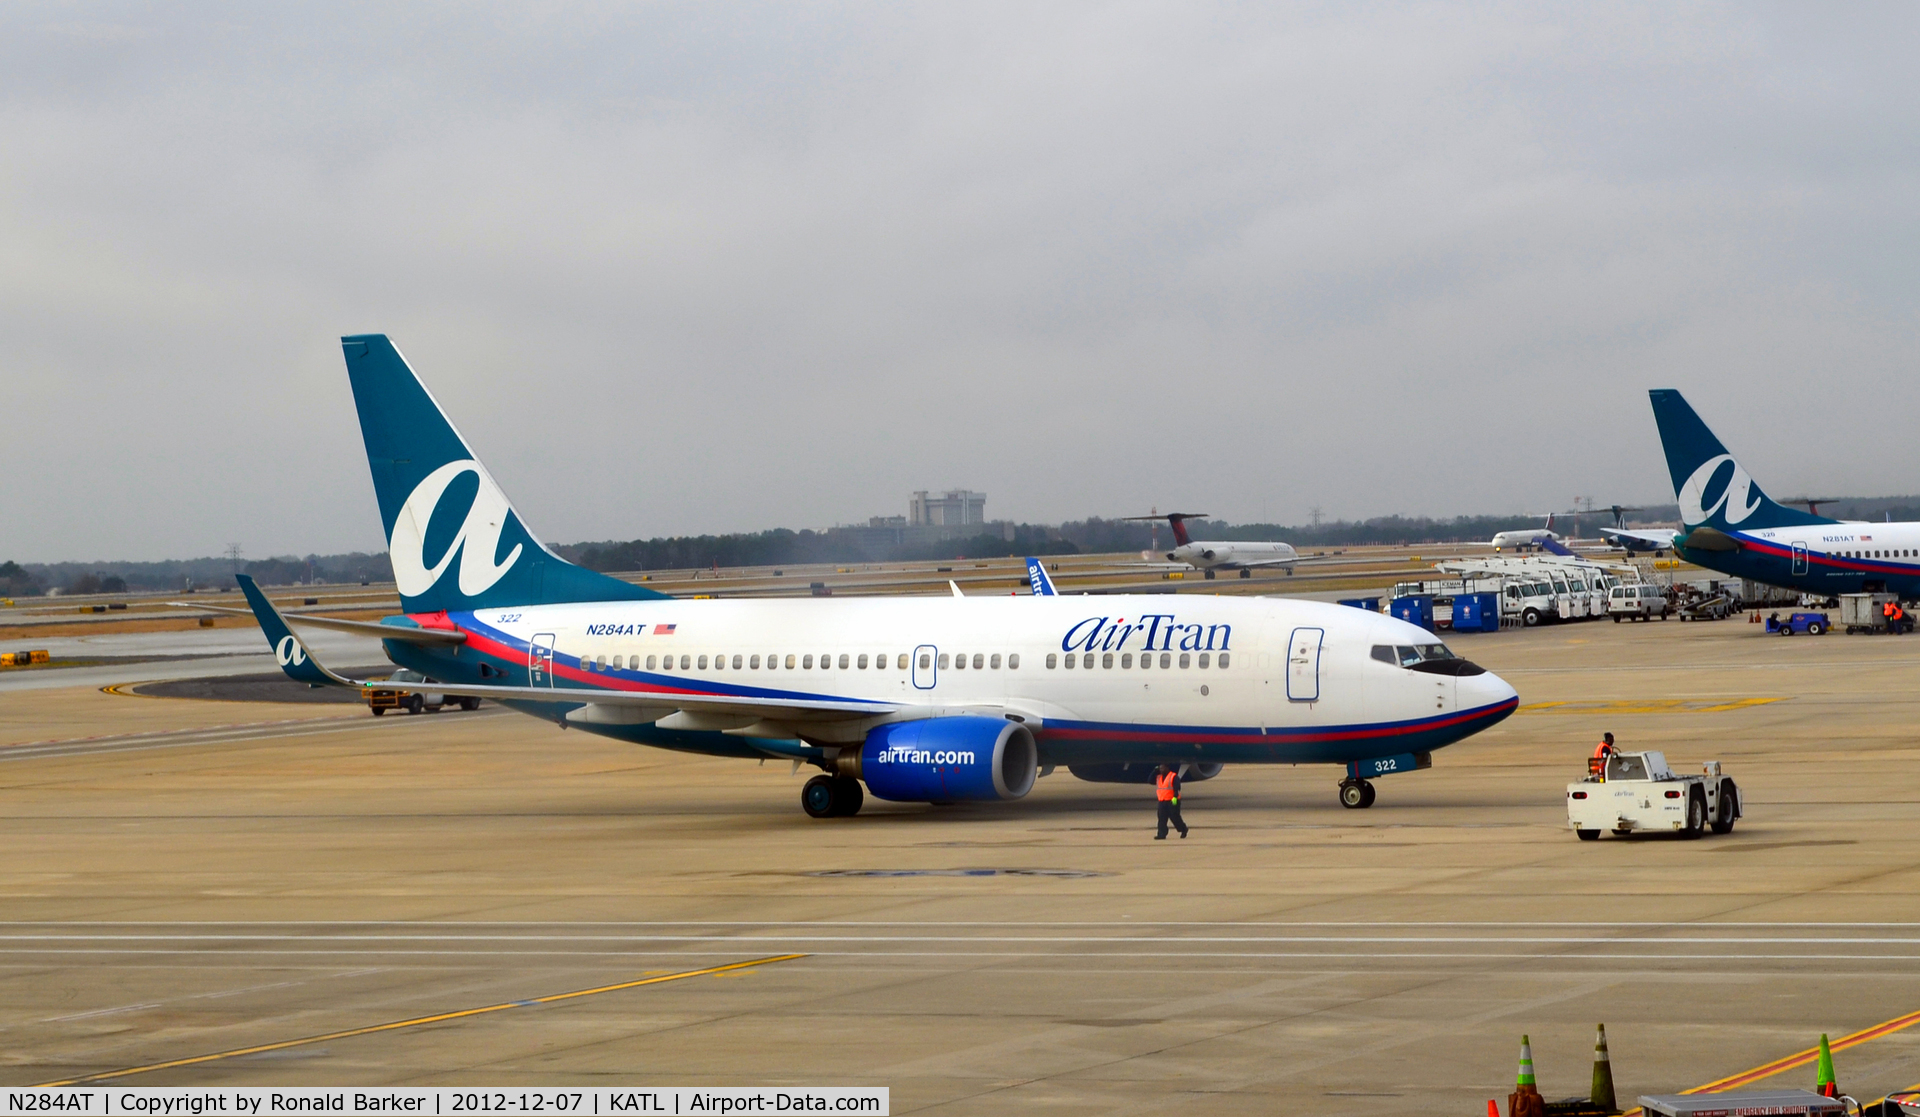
[1566,750,1741,840]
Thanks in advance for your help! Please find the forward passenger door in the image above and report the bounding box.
[1286,627,1324,702]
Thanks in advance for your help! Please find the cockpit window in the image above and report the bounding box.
[1395,645,1420,667]
[1415,644,1456,660]
[1371,645,1395,664]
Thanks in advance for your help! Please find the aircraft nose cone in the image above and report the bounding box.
[1463,667,1519,712]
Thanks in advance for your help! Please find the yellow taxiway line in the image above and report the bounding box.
[32,953,807,1087]
[1621,1007,1920,1115]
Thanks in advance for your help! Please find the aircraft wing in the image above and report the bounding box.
[169,599,469,645]
[1604,529,1680,553]
[233,575,899,723]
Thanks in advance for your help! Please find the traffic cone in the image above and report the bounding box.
[1816,1033,1838,1098]
[1509,1035,1545,1117]
[1488,1102,1499,1117]
[1591,1023,1617,1111]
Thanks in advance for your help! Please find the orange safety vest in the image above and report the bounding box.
[1155,771,1178,801]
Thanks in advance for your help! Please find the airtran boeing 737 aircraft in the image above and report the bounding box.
[236,335,1518,818]
[1615,390,1920,599]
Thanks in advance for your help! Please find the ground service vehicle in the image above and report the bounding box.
[1567,751,1739,839]
[1677,593,1732,621]
[1608,584,1670,621]
[1840,592,1912,634]
[1765,612,1829,635]
[367,668,481,715]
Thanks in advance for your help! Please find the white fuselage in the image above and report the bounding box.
[1167,540,1300,571]
[1490,529,1559,551]
[420,594,1518,765]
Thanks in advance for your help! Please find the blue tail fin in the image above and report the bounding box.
[342,335,667,613]
[236,574,347,687]
[1025,557,1057,596]
[1648,389,1834,532]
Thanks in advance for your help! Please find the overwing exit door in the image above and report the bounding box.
[530,633,556,687]
[1287,627,1324,702]
[912,644,938,690]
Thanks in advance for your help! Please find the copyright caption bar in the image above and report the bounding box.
[2,1088,889,1116]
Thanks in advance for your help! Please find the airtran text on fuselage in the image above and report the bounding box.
[1062,614,1230,654]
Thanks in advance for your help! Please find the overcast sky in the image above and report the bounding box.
[4,3,1916,562]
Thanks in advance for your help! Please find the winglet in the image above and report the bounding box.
[235,574,358,688]
[1025,557,1057,596]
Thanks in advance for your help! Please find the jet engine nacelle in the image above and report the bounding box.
[1067,761,1223,784]
[856,716,1037,802]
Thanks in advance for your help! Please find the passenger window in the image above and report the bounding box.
[680,655,691,670]
[1063,653,1075,669]
[939,653,950,669]
[697,655,708,670]
[1121,653,1132,668]
[1198,653,1210,668]
[857,654,869,670]
[596,655,607,670]
[839,654,849,669]
[1102,652,1114,668]
[646,655,657,670]
[898,653,909,669]
[611,655,623,670]
[1160,652,1171,668]
[1178,653,1191,669]
[973,653,984,669]
[1218,652,1230,668]
[1008,653,1020,669]
[802,654,813,669]
[732,655,743,669]
[750,654,761,669]
[990,653,1001,669]
[1371,645,1395,664]
[1045,653,1057,669]
[785,654,796,669]
[918,653,930,669]
[953,653,965,670]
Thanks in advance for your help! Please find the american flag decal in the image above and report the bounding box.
[654,624,677,635]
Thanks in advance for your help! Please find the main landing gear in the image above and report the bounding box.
[802,774,865,818]
[1338,778,1376,809]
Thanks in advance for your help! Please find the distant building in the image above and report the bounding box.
[829,492,997,558]
[910,490,987,528]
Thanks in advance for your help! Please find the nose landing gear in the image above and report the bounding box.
[1338,778,1376,809]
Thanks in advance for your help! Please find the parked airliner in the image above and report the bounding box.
[233,336,1518,818]
[1615,390,1920,598]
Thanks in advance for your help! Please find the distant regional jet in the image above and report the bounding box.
[1120,513,1316,579]
[1614,389,1920,597]
[222,336,1517,818]
[1490,514,1562,552]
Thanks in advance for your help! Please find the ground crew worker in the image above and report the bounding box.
[1591,732,1615,779]
[1884,600,1906,635]
[1154,764,1188,839]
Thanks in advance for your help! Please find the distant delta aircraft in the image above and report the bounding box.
[1120,512,1328,579]
[1490,514,1561,552]
[217,335,1518,818]
[1611,389,1920,597]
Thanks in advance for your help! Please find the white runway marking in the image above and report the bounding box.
[0,709,506,762]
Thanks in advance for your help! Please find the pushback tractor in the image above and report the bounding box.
[1567,750,1741,840]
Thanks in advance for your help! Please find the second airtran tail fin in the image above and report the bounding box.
[1648,389,1835,532]
[1026,557,1057,596]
